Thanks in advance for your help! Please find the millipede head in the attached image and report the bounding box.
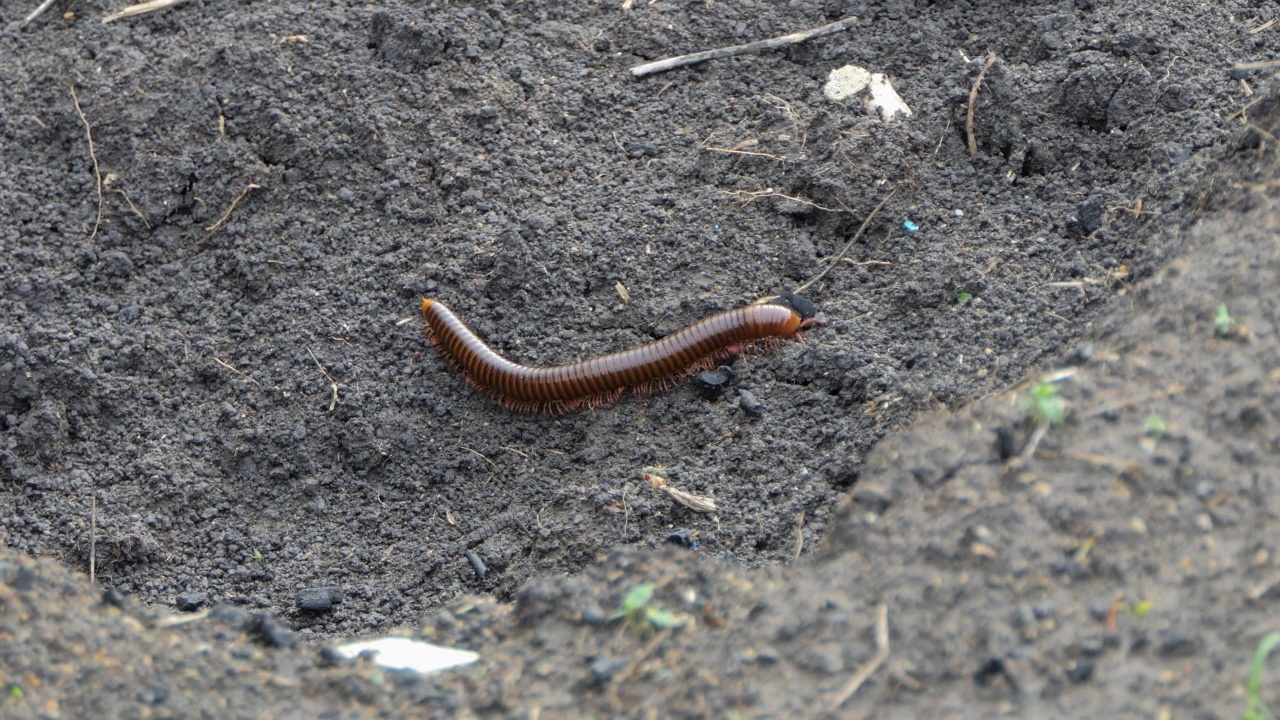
[770,291,818,320]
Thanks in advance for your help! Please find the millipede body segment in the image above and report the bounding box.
[421,293,819,413]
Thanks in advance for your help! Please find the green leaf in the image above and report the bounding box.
[1142,416,1169,437]
[7,685,22,700]
[955,292,972,304]
[1130,600,1153,618]
[1245,631,1280,720]
[1214,304,1233,336]
[644,608,685,629]
[621,583,654,615]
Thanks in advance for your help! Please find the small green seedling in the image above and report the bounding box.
[955,292,973,304]
[1214,304,1234,337]
[1021,383,1066,426]
[7,685,22,700]
[1143,415,1170,437]
[252,548,265,564]
[1129,599,1153,618]
[1245,631,1280,720]
[610,583,685,630]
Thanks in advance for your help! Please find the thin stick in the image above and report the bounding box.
[69,85,105,242]
[307,348,340,411]
[792,510,805,562]
[1082,384,1187,419]
[793,188,896,294]
[89,495,97,584]
[966,51,998,157]
[705,146,787,162]
[102,0,191,23]
[201,182,262,243]
[21,0,58,27]
[213,356,261,386]
[630,16,858,78]
[828,603,890,711]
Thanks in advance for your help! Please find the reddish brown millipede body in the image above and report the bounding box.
[421,293,821,413]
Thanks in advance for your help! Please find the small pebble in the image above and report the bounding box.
[589,656,630,682]
[1195,513,1213,532]
[1158,630,1198,657]
[666,530,696,548]
[465,551,487,581]
[175,592,207,612]
[101,587,126,608]
[248,613,296,649]
[296,586,344,612]
[738,389,764,415]
[695,368,731,399]
[1067,660,1095,684]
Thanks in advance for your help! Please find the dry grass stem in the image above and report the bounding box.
[828,603,890,711]
[102,0,191,23]
[89,495,97,584]
[792,510,805,561]
[69,85,105,242]
[705,146,787,162]
[644,473,718,513]
[966,51,998,157]
[1082,384,1187,419]
[213,357,261,386]
[202,182,262,243]
[22,0,58,27]
[794,188,896,293]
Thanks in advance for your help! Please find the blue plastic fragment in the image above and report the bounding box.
[902,220,919,233]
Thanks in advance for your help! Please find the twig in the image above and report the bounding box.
[89,494,97,584]
[112,188,152,229]
[966,51,998,157]
[102,0,191,23]
[155,609,210,628]
[201,182,262,243]
[1018,420,1051,461]
[308,349,340,411]
[69,85,105,242]
[792,510,805,562]
[828,603,890,711]
[213,356,261,386]
[1081,384,1187,419]
[21,0,58,27]
[704,146,787,162]
[722,187,845,213]
[793,188,896,293]
[630,15,859,78]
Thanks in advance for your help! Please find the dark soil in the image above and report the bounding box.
[2,0,1278,717]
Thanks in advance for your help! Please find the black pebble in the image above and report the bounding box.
[208,603,249,626]
[175,592,206,612]
[247,613,296,649]
[695,368,732,399]
[296,586,344,612]
[666,530,696,548]
[589,656,630,682]
[1067,661,1094,684]
[1076,197,1105,235]
[972,657,1005,686]
[580,602,607,626]
[738,389,764,415]
[101,587,126,608]
[1157,630,1198,657]
[465,551,487,581]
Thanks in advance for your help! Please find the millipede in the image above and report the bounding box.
[420,292,821,413]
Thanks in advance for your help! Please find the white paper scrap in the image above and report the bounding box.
[329,637,479,674]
